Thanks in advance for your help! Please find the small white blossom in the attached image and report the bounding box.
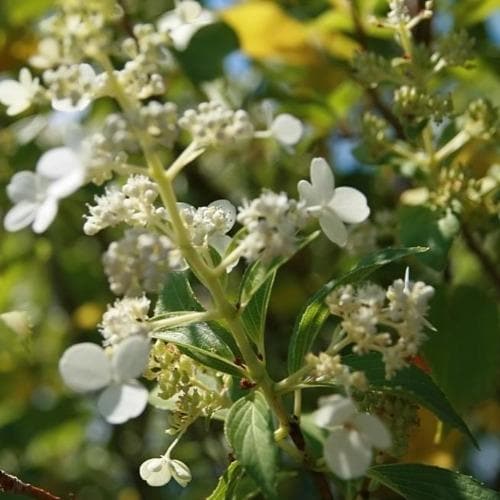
[315,395,391,480]
[178,200,236,254]
[158,1,214,51]
[140,456,192,487]
[103,229,184,296]
[4,147,86,233]
[0,68,42,116]
[179,102,254,147]
[298,157,370,246]
[237,190,308,262]
[59,336,150,424]
[99,296,151,346]
[270,113,304,146]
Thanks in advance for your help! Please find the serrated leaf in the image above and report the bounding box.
[225,392,278,498]
[207,461,244,500]
[287,247,427,373]
[368,464,498,500]
[342,352,477,446]
[423,285,500,411]
[239,231,319,307]
[241,271,275,348]
[399,206,452,271]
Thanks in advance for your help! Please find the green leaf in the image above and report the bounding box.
[176,22,240,82]
[368,464,498,500]
[225,392,278,499]
[423,285,500,411]
[155,272,241,375]
[241,271,275,348]
[207,461,243,500]
[342,352,477,446]
[287,246,427,373]
[239,231,319,307]
[398,206,452,271]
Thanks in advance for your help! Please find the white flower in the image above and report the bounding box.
[298,158,370,246]
[270,113,304,146]
[158,1,215,50]
[59,336,150,424]
[0,68,41,116]
[140,456,192,487]
[314,396,391,480]
[4,147,86,233]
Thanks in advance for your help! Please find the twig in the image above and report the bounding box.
[461,222,500,296]
[0,469,62,500]
[412,0,432,46]
[116,0,136,40]
[349,0,406,139]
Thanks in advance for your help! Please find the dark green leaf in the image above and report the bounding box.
[398,206,452,271]
[207,461,243,500]
[368,463,498,500]
[287,247,428,374]
[423,285,500,411]
[176,22,240,82]
[225,392,278,499]
[342,352,477,446]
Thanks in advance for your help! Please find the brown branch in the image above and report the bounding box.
[461,222,500,296]
[0,469,62,500]
[116,0,136,40]
[349,0,406,140]
[412,0,432,46]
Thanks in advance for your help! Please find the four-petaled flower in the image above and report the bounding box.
[314,395,391,480]
[140,456,192,487]
[59,335,151,424]
[298,157,370,246]
[4,147,86,233]
[0,68,41,116]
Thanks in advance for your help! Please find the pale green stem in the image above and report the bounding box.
[97,54,292,436]
[422,125,435,168]
[253,130,273,139]
[150,310,217,331]
[398,22,413,57]
[293,389,302,418]
[213,245,245,276]
[166,141,206,180]
[434,130,471,163]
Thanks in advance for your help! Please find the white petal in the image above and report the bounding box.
[310,157,335,203]
[78,63,96,81]
[32,197,58,233]
[4,202,38,232]
[353,413,392,450]
[314,395,357,428]
[208,233,232,256]
[6,171,39,203]
[112,335,151,382]
[323,428,373,480]
[51,96,91,113]
[97,381,148,424]
[319,212,348,247]
[329,187,370,224]
[59,343,111,393]
[37,147,82,179]
[169,24,200,50]
[19,68,33,87]
[169,459,192,487]
[140,458,171,487]
[0,80,29,108]
[209,199,236,232]
[177,1,203,22]
[271,114,303,145]
[297,180,316,207]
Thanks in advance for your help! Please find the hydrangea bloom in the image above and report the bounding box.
[298,157,370,246]
[4,147,86,233]
[315,395,391,479]
[0,68,41,116]
[139,456,192,487]
[59,336,150,424]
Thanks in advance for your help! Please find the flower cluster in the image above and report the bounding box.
[305,353,367,390]
[325,272,435,378]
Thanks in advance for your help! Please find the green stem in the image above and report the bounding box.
[150,310,217,331]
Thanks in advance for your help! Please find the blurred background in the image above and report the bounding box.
[0,0,499,498]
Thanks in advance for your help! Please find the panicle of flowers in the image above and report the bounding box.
[139,101,178,146]
[99,295,152,346]
[83,175,162,235]
[179,101,254,147]
[145,341,230,434]
[305,352,367,391]
[325,273,435,378]
[393,85,452,123]
[459,98,498,140]
[237,190,308,263]
[383,1,433,31]
[431,30,475,72]
[103,229,185,296]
